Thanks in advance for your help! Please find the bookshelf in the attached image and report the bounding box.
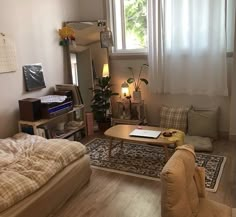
[18,105,87,140]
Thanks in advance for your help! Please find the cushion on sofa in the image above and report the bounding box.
[160,106,190,133]
[185,135,213,152]
[188,107,219,139]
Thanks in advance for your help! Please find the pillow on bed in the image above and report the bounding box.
[188,107,219,139]
[160,105,190,133]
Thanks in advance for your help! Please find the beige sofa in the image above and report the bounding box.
[160,144,235,217]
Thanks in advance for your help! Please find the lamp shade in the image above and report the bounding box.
[121,82,129,97]
[102,64,109,77]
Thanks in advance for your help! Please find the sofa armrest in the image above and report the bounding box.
[194,166,206,198]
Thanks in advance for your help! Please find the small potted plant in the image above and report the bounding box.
[127,64,149,101]
[90,76,118,131]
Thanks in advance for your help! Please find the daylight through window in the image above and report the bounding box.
[109,0,148,54]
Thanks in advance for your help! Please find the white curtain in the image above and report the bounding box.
[148,0,228,96]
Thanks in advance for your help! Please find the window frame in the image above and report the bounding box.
[107,0,148,56]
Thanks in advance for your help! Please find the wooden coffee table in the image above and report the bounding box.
[104,124,177,161]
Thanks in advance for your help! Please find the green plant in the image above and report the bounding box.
[125,0,147,47]
[127,64,149,91]
[90,76,118,123]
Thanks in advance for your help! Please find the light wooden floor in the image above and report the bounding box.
[53,135,236,217]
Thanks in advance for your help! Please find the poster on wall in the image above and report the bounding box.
[0,33,17,74]
[23,63,46,91]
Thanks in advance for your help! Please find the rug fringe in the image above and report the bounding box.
[205,156,227,192]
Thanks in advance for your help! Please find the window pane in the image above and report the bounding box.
[124,0,147,50]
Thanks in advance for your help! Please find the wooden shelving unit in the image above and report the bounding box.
[18,105,87,140]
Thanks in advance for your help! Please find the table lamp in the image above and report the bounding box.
[102,63,109,77]
[121,82,129,98]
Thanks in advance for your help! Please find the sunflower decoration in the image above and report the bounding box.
[58,26,75,46]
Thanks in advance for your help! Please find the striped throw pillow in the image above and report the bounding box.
[160,106,190,133]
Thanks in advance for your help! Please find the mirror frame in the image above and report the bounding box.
[63,20,110,111]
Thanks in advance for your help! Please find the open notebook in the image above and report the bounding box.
[129,129,161,139]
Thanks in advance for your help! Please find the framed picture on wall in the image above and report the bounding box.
[23,63,46,91]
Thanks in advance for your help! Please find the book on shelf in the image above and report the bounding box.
[37,126,52,139]
[37,128,46,138]
[21,125,34,135]
[55,84,83,106]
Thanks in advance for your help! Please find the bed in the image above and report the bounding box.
[0,133,91,217]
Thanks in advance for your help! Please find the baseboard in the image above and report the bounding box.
[229,134,236,142]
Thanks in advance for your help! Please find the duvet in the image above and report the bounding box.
[0,133,86,213]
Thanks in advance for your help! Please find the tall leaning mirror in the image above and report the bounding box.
[64,21,109,112]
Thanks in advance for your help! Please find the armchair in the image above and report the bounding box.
[160,144,235,217]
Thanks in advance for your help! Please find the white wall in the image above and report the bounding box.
[77,0,105,21]
[230,56,236,139]
[229,16,236,140]
[0,0,81,138]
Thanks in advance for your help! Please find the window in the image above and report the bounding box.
[164,0,216,53]
[148,0,229,96]
[108,0,234,55]
[108,0,148,54]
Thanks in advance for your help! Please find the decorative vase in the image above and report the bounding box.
[133,91,142,102]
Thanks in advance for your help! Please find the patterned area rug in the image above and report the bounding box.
[86,138,226,192]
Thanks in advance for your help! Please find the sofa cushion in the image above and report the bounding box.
[188,107,219,139]
[198,198,231,217]
[185,135,213,152]
[160,106,190,133]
